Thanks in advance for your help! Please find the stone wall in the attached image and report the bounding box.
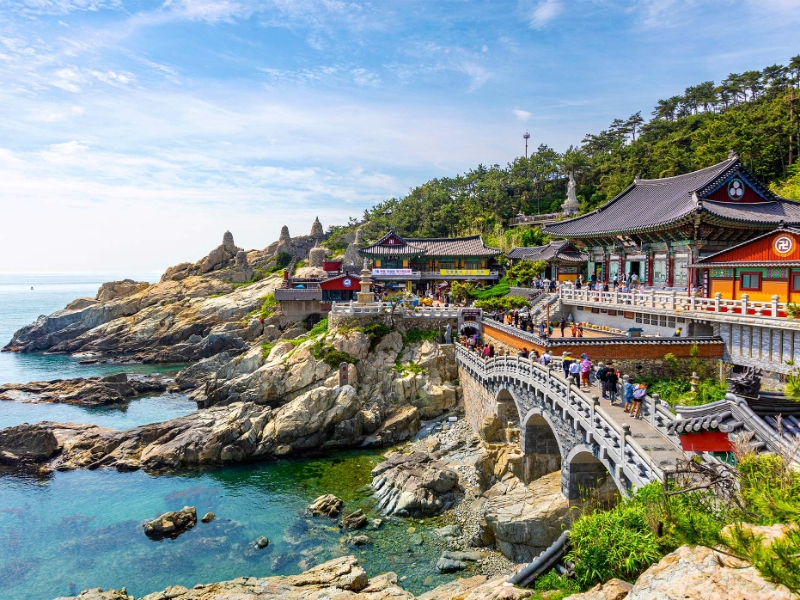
[329,312,458,337]
[458,365,496,434]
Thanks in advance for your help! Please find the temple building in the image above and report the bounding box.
[543,153,800,291]
[691,227,800,302]
[358,231,502,292]
[507,241,587,283]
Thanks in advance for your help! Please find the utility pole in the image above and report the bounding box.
[523,131,530,159]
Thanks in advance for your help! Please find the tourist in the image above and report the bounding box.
[577,323,584,337]
[674,327,682,337]
[580,354,592,388]
[571,322,577,337]
[519,347,530,359]
[575,277,582,290]
[622,375,634,413]
[595,361,609,399]
[540,350,552,366]
[549,279,556,293]
[482,344,491,358]
[562,352,573,379]
[569,358,581,387]
[559,317,566,337]
[489,344,495,358]
[606,367,619,405]
[538,322,545,337]
[631,383,647,419]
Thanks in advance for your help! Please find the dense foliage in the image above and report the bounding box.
[564,449,800,593]
[332,56,800,245]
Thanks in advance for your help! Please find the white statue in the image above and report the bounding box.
[563,172,580,215]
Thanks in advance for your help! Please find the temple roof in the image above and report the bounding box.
[359,231,501,258]
[543,156,800,238]
[507,241,587,264]
[693,227,800,268]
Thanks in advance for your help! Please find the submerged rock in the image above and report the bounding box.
[371,452,459,518]
[254,536,270,549]
[339,509,368,530]
[436,556,467,573]
[200,512,216,523]
[143,506,197,540]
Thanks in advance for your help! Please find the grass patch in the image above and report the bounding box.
[392,362,427,375]
[250,294,278,320]
[261,341,276,360]
[402,328,439,344]
[310,339,358,368]
[471,276,510,300]
[363,322,391,349]
[637,377,727,407]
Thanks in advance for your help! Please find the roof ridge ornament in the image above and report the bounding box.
[634,173,641,183]
[728,150,739,160]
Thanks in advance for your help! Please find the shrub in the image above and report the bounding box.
[474,295,529,312]
[392,362,427,375]
[257,294,278,320]
[402,328,439,344]
[261,342,276,360]
[309,339,358,368]
[275,251,292,269]
[363,322,391,348]
[471,277,510,300]
[307,317,329,338]
[568,491,667,588]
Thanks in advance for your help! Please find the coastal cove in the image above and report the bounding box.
[0,451,457,600]
[0,274,461,600]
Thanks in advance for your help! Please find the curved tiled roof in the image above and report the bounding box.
[507,241,588,263]
[543,157,798,238]
[359,231,501,258]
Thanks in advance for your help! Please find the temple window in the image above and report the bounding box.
[740,272,762,291]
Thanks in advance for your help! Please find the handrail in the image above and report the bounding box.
[455,345,671,488]
[559,287,791,321]
[330,301,465,318]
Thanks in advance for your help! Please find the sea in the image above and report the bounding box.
[0,274,454,599]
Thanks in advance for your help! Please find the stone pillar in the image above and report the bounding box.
[357,259,373,304]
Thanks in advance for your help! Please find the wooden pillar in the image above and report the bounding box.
[646,250,654,286]
[666,244,674,287]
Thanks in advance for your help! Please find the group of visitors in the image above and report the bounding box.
[558,352,648,419]
[573,272,646,294]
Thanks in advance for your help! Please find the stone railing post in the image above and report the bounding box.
[771,295,779,318]
[590,394,599,430]
[650,393,660,428]
[621,423,630,464]
[613,289,619,304]
[741,293,749,316]
[690,293,696,312]
[714,292,721,313]
[649,289,656,307]
[670,290,676,311]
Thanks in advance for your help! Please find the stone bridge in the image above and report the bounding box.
[455,345,685,499]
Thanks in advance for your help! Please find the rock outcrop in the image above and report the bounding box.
[483,470,569,562]
[622,544,795,600]
[371,452,460,517]
[0,373,167,406]
[0,423,60,467]
[56,556,504,600]
[309,494,344,518]
[96,280,150,302]
[143,506,197,540]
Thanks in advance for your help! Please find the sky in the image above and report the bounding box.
[1,0,799,275]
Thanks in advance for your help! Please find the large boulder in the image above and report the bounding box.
[0,423,60,465]
[96,279,149,302]
[625,545,795,600]
[483,471,569,562]
[564,579,632,600]
[362,406,420,447]
[371,452,460,517]
[143,506,197,540]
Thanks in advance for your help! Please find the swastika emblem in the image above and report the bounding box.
[774,236,794,256]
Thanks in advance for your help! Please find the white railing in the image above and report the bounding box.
[456,345,677,489]
[560,287,790,321]
[330,301,463,318]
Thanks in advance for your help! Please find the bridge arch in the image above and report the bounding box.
[520,408,563,481]
[565,445,624,503]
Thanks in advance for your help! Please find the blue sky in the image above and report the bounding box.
[1,0,799,274]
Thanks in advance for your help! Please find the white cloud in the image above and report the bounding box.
[351,68,380,87]
[482,44,488,52]
[525,0,564,29]
[513,109,532,121]
[162,0,247,23]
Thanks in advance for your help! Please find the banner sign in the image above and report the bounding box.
[439,269,490,276]
[372,269,412,276]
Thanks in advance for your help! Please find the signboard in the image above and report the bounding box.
[460,308,481,322]
[372,268,412,276]
[439,269,490,276]
[342,278,353,288]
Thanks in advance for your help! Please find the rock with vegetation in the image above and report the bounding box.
[371,451,460,517]
[483,470,569,562]
[143,506,197,540]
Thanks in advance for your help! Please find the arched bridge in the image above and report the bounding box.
[455,345,685,499]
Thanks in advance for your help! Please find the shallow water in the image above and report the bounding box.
[0,452,457,599]
[0,276,460,599]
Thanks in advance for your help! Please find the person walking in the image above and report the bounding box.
[580,354,592,388]
[595,361,609,399]
[540,349,552,366]
[577,323,584,337]
[569,358,581,387]
[631,383,647,419]
[559,317,566,337]
[606,367,619,405]
[519,347,530,359]
[562,352,573,379]
[571,322,577,337]
[622,375,634,413]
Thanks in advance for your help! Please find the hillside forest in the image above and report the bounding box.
[325,55,800,252]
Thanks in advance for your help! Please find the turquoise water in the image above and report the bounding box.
[0,276,459,599]
[0,453,455,599]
